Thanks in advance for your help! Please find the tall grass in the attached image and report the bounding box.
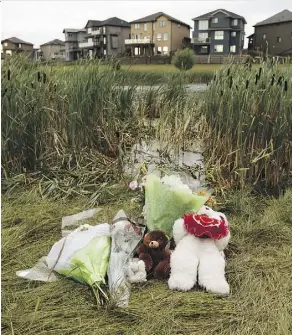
[1,56,202,184]
[202,59,292,193]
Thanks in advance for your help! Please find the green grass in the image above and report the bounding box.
[2,186,292,335]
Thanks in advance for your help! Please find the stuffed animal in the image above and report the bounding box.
[138,230,171,280]
[168,206,231,294]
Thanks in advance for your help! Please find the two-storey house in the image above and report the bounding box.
[40,39,65,60]
[81,17,130,58]
[1,37,34,59]
[126,12,191,56]
[192,9,246,55]
[248,10,292,56]
[63,28,86,61]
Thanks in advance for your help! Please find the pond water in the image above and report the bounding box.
[124,139,205,190]
[124,83,208,93]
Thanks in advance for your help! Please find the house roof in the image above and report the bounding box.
[254,9,292,27]
[192,9,247,24]
[1,37,33,46]
[85,17,130,28]
[130,11,191,29]
[40,39,65,47]
[62,28,86,33]
[247,33,255,38]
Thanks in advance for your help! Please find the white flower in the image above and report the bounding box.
[129,180,138,190]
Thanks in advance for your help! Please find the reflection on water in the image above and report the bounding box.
[124,139,205,190]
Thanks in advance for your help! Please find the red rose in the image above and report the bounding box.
[183,214,229,240]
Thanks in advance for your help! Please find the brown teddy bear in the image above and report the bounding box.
[137,230,171,280]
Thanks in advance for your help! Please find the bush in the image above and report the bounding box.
[172,48,195,71]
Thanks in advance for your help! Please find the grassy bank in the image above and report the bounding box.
[2,186,292,335]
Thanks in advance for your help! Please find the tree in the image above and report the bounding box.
[172,48,195,71]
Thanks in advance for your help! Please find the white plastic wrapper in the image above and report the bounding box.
[16,208,105,283]
[107,210,145,307]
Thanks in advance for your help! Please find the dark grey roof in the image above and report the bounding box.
[1,36,33,45]
[85,17,130,28]
[130,11,191,29]
[254,10,292,27]
[192,9,247,24]
[40,39,65,46]
[247,33,255,38]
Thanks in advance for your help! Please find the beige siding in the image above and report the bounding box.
[171,22,190,51]
[41,45,64,59]
[1,41,34,59]
[130,15,190,55]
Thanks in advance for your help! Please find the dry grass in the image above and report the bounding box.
[2,187,292,335]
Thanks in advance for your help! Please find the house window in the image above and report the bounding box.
[144,23,147,31]
[103,49,107,56]
[215,31,224,40]
[212,17,218,23]
[214,45,223,52]
[178,24,181,28]
[163,32,168,41]
[153,22,155,30]
[199,20,209,30]
[277,36,281,43]
[134,24,140,29]
[163,46,168,55]
[263,33,266,39]
[157,46,162,54]
[159,21,166,27]
[231,19,238,26]
[230,45,236,53]
[231,31,236,37]
[157,33,162,41]
[18,43,22,48]
[198,32,208,39]
[103,37,106,44]
[201,46,208,53]
[88,28,92,34]
[4,42,8,47]
[103,27,106,34]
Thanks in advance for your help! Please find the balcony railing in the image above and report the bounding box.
[125,38,153,45]
[91,30,101,36]
[79,40,104,48]
[191,37,211,44]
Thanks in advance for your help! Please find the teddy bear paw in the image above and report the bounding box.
[200,278,230,295]
[168,275,195,291]
[126,260,147,283]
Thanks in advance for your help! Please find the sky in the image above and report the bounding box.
[1,0,292,48]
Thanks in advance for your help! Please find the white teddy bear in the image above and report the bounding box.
[168,206,231,295]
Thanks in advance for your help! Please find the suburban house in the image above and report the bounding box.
[40,39,65,60]
[1,37,34,59]
[248,9,292,56]
[192,9,246,55]
[81,17,130,58]
[63,28,86,61]
[126,12,191,56]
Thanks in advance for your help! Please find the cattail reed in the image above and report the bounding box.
[7,69,11,80]
[37,72,41,82]
[258,67,262,79]
[246,80,249,89]
[284,81,288,91]
[271,75,275,86]
[43,73,47,84]
[255,74,259,85]
[229,76,233,88]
